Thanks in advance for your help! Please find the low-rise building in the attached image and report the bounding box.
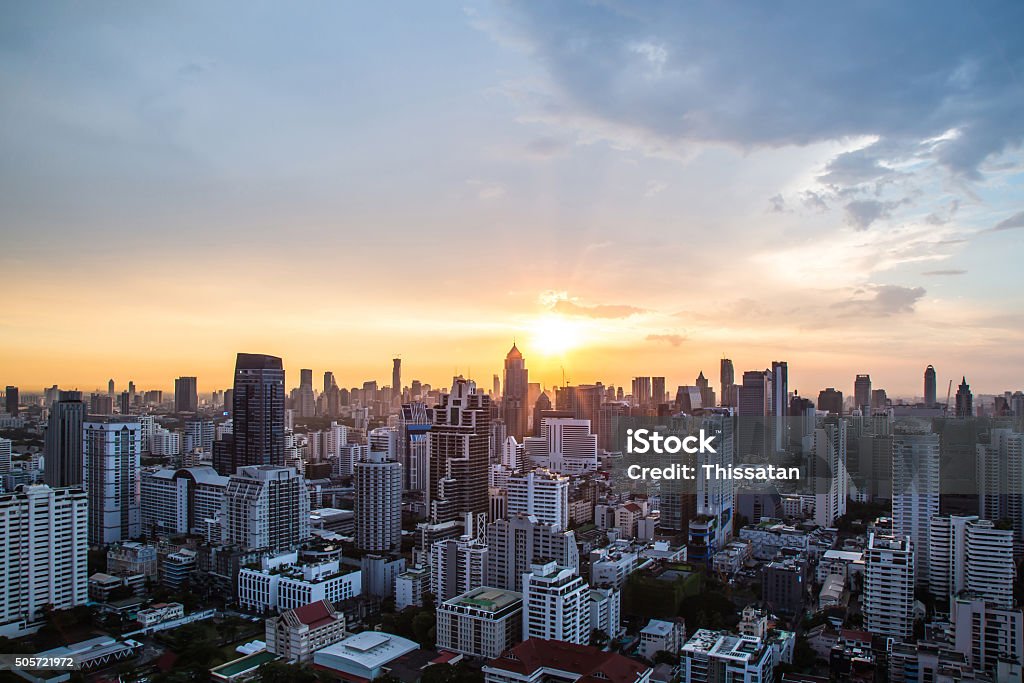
[436,587,523,659]
[238,551,362,613]
[266,599,347,663]
[680,630,774,683]
[483,638,652,683]
[395,565,431,610]
[136,602,185,628]
[712,541,752,577]
[313,631,419,681]
[639,618,685,661]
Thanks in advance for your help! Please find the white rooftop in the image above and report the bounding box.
[314,631,418,671]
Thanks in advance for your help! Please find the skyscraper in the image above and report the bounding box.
[651,377,666,407]
[631,377,652,408]
[485,514,580,592]
[502,344,529,440]
[108,378,115,399]
[44,390,85,487]
[695,372,715,410]
[892,433,940,583]
[924,365,937,407]
[507,469,570,531]
[864,531,914,639]
[84,416,142,545]
[720,358,735,407]
[955,377,973,418]
[770,361,788,453]
[4,386,18,417]
[231,353,286,471]
[355,450,403,553]
[392,358,402,402]
[854,374,871,414]
[428,378,492,523]
[295,368,316,418]
[174,376,198,413]
[738,370,770,459]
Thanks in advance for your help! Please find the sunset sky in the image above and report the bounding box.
[2,2,1023,397]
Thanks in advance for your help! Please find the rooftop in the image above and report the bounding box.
[315,631,419,671]
[486,639,649,683]
[447,587,522,612]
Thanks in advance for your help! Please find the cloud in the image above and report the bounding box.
[843,198,912,230]
[553,299,645,318]
[768,194,786,213]
[465,179,506,200]
[985,210,1024,232]
[644,180,667,197]
[833,284,926,317]
[646,333,686,346]
[922,269,966,276]
[491,2,1024,177]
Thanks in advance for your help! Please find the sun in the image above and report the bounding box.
[530,314,585,356]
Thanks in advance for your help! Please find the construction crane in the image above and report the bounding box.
[944,379,953,416]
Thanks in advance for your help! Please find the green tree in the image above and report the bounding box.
[412,611,436,646]
[259,661,320,683]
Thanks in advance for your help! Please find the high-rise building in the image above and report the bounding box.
[140,466,229,538]
[0,437,11,475]
[955,377,973,418]
[431,535,488,603]
[4,386,18,417]
[523,418,598,475]
[924,366,937,407]
[522,561,589,644]
[951,595,1024,676]
[817,388,843,416]
[770,361,788,453]
[231,353,286,471]
[354,450,402,553]
[689,414,735,562]
[929,516,1015,607]
[184,418,215,454]
[174,376,198,413]
[485,514,579,592]
[502,345,529,440]
[223,465,310,552]
[108,378,115,398]
[854,374,871,414]
[738,370,770,459]
[651,377,666,407]
[392,358,402,402]
[695,372,715,410]
[977,429,1024,550]
[892,433,939,583]
[631,377,652,408]
[0,485,88,633]
[863,530,914,639]
[294,368,316,418]
[84,416,143,545]
[532,393,552,438]
[44,390,85,488]
[810,421,848,528]
[720,358,735,407]
[506,469,569,531]
[428,378,492,524]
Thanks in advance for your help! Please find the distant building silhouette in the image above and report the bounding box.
[174,376,198,413]
[231,353,286,471]
[955,377,973,418]
[44,390,85,487]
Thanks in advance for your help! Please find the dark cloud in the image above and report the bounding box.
[833,285,926,317]
[646,333,686,346]
[922,269,966,276]
[552,299,645,318]
[498,2,1024,177]
[986,211,1024,232]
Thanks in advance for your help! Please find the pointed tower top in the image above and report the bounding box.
[507,342,523,360]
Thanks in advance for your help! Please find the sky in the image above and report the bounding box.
[1,1,1023,398]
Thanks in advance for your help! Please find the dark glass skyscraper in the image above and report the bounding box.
[44,390,85,487]
[925,365,937,407]
[174,376,198,413]
[955,377,973,418]
[231,353,285,471]
[4,385,18,417]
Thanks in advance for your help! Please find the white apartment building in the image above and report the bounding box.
[589,585,622,640]
[507,468,569,531]
[639,618,685,661]
[224,465,310,552]
[395,565,431,609]
[238,552,362,612]
[864,531,915,639]
[809,421,848,529]
[354,450,402,552]
[523,418,598,475]
[589,547,642,590]
[952,594,1024,675]
[431,535,488,603]
[681,629,774,683]
[0,485,88,637]
[436,586,523,659]
[892,433,940,582]
[522,561,589,644]
[929,515,1015,607]
[141,466,228,537]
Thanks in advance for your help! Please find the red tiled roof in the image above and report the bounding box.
[432,651,460,664]
[290,600,337,630]
[840,628,872,644]
[488,639,648,683]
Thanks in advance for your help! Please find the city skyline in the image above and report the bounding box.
[2,2,1022,395]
